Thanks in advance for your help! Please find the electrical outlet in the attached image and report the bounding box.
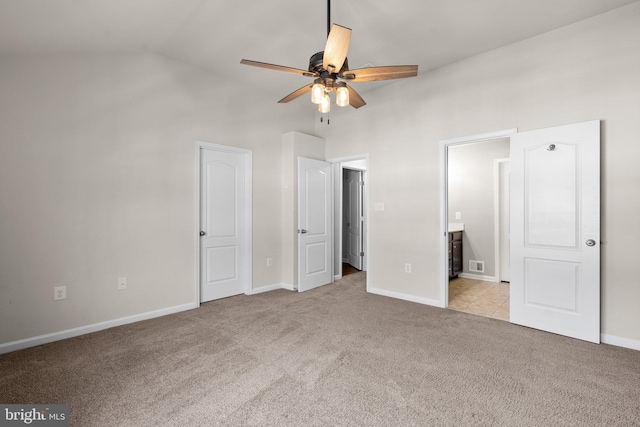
[374,202,385,211]
[405,263,412,273]
[266,258,273,267]
[54,286,66,301]
[118,277,127,290]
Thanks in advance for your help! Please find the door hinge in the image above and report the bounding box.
[360,252,364,257]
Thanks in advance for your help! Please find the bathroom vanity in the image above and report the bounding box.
[448,223,464,279]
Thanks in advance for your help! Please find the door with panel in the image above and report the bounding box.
[510,120,600,343]
[298,157,333,292]
[200,147,251,302]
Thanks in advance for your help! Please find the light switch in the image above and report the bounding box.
[455,212,461,220]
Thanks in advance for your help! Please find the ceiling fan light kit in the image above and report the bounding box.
[336,83,349,107]
[240,0,418,117]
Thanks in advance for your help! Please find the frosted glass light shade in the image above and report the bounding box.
[311,83,324,104]
[336,86,349,107]
[319,93,331,113]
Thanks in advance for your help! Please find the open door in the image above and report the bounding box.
[298,157,333,292]
[344,169,364,270]
[510,120,600,343]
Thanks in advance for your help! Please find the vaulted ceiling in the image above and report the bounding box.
[1,0,637,101]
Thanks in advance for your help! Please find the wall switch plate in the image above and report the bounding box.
[405,263,412,273]
[374,202,385,211]
[266,258,273,267]
[118,277,127,290]
[54,286,66,300]
[455,212,462,220]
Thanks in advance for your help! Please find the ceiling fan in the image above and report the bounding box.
[240,0,418,113]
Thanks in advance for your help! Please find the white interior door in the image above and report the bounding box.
[345,169,364,270]
[200,147,250,302]
[298,157,332,292]
[510,120,600,343]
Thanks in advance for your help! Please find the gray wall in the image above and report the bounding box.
[448,139,510,278]
[0,53,312,345]
[323,3,640,343]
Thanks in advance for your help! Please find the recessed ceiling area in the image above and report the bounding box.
[1,0,637,99]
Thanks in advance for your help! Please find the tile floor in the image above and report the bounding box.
[448,277,510,321]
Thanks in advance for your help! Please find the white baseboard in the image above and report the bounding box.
[368,287,446,308]
[601,333,640,351]
[0,302,198,355]
[458,273,499,283]
[248,283,285,295]
[334,274,343,281]
[281,283,296,291]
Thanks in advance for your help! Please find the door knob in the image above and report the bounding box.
[586,239,596,247]
[299,229,307,234]
[200,231,206,236]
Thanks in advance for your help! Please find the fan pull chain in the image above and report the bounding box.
[319,112,331,124]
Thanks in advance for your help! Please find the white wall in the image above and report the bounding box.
[323,3,640,343]
[448,139,510,278]
[0,53,312,346]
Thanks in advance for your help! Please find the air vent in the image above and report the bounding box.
[469,260,485,273]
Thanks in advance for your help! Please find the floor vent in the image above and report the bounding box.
[469,260,485,273]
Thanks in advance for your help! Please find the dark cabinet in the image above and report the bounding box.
[449,231,463,278]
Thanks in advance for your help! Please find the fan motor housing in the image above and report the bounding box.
[309,51,349,77]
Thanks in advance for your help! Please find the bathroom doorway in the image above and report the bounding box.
[441,130,515,321]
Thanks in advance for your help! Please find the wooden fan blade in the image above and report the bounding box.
[341,65,418,82]
[346,84,366,109]
[278,84,314,103]
[240,59,317,77]
[323,24,351,73]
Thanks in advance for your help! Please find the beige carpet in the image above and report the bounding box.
[1,272,639,426]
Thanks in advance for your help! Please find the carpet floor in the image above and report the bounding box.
[1,272,639,426]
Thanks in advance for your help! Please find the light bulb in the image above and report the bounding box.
[336,85,349,107]
[319,92,331,113]
[311,83,324,104]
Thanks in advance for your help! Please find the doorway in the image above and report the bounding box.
[439,129,517,317]
[330,155,368,283]
[446,138,511,320]
[440,121,600,343]
[342,168,364,274]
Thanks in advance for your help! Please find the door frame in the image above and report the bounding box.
[328,154,369,284]
[494,158,510,283]
[438,129,517,307]
[343,168,365,270]
[195,141,253,304]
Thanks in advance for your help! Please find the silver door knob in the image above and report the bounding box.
[200,231,206,236]
[586,239,596,247]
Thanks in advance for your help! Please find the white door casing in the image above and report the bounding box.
[199,144,252,302]
[497,160,511,282]
[298,157,333,292]
[345,169,364,270]
[510,120,600,343]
